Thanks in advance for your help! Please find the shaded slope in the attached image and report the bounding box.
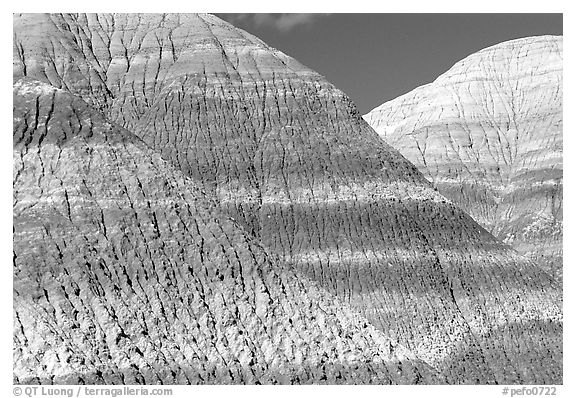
[364,36,563,279]
[13,14,562,384]
[13,78,442,384]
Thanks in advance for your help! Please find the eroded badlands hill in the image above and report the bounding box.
[14,14,562,384]
[364,36,563,279]
[13,78,442,384]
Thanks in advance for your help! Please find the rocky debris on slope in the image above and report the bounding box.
[13,78,443,384]
[14,14,563,384]
[364,36,563,280]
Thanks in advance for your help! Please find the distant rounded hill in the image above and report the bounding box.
[364,36,563,280]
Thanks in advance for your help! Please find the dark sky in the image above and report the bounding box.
[216,14,562,114]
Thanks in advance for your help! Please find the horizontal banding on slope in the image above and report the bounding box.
[13,78,442,385]
[217,180,451,205]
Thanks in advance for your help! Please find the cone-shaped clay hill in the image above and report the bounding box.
[364,36,563,280]
[13,78,443,384]
[13,14,562,384]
